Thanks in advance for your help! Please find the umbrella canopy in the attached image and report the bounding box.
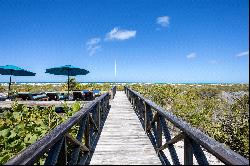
[0,65,36,76]
[45,65,89,76]
[45,65,89,98]
[0,65,36,98]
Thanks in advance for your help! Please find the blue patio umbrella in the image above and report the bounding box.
[0,65,36,98]
[45,65,89,97]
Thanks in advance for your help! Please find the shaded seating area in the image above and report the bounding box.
[17,92,48,101]
[0,96,7,101]
[93,90,101,98]
[46,92,67,101]
[73,90,99,101]
[83,90,94,101]
[1,90,101,101]
[73,91,84,101]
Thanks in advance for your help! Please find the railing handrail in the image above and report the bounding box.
[124,86,249,165]
[5,86,116,165]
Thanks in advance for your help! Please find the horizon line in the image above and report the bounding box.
[0,81,249,84]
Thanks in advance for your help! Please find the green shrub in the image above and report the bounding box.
[131,83,249,159]
[0,102,82,164]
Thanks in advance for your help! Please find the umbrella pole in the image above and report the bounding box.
[68,74,69,100]
[8,75,11,99]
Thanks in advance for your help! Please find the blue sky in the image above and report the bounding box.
[0,0,249,83]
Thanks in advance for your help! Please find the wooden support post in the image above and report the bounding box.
[57,137,67,165]
[191,140,209,165]
[147,112,158,131]
[131,96,134,107]
[144,101,148,133]
[134,97,137,111]
[184,136,193,165]
[110,89,113,100]
[97,101,101,132]
[139,99,144,118]
[44,137,64,165]
[84,114,90,150]
[133,97,135,109]
[89,114,98,132]
[156,114,162,149]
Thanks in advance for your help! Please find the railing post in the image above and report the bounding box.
[139,98,144,118]
[144,102,150,133]
[111,89,114,99]
[84,114,90,150]
[106,95,110,110]
[97,101,101,132]
[132,95,135,108]
[68,116,87,165]
[57,137,67,165]
[184,136,193,165]
[128,89,130,100]
[134,96,137,111]
[156,114,162,149]
[44,137,64,165]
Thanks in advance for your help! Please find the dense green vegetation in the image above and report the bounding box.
[0,82,248,163]
[130,84,249,159]
[0,80,121,95]
[0,102,81,164]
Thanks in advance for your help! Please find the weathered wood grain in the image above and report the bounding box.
[90,91,161,165]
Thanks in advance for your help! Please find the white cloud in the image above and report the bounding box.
[186,52,196,59]
[157,16,170,27]
[209,60,217,64]
[105,27,136,41]
[236,50,249,57]
[86,38,101,46]
[86,37,101,56]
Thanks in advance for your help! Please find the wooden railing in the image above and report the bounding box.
[124,86,249,165]
[5,86,116,165]
[109,86,116,100]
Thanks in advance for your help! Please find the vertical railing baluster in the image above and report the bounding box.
[106,95,108,111]
[144,102,150,133]
[135,96,137,111]
[57,137,67,165]
[184,136,193,165]
[156,114,162,149]
[97,101,101,132]
[140,99,144,120]
[68,116,87,165]
[191,140,209,165]
[160,118,180,165]
[44,137,64,165]
[78,113,90,165]
[85,113,90,150]
[132,93,134,106]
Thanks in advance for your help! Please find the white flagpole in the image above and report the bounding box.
[114,59,116,85]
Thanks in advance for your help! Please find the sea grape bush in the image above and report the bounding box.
[0,102,81,164]
[131,84,249,159]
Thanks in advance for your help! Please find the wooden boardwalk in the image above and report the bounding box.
[90,91,161,165]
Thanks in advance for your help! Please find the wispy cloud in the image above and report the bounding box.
[209,60,218,64]
[156,16,170,27]
[105,27,136,41]
[236,50,249,57]
[186,52,196,59]
[86,37,101,56]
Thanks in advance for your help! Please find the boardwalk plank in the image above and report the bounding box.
[90,91,161,165]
